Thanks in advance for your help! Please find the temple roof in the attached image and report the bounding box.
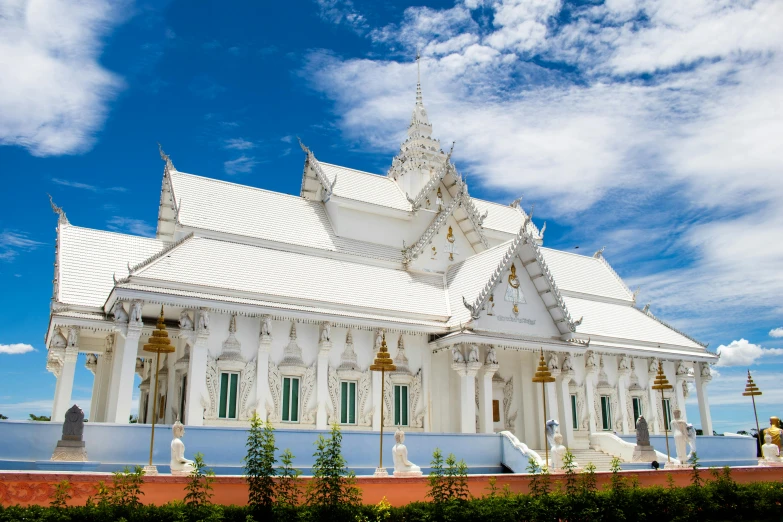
[541,248,635,303]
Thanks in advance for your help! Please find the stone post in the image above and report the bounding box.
[316,323,332,430]
[617,363,631,434]
[106,302,144,423]
[185,309,210,426]
[255,321,273,421]
[52,330,79,422]
[695,362,714,436]
[556,371,575,446]
[479,361,499,433]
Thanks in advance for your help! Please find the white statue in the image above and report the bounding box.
[179,311,193,330]
[562,354,573,371]
[320,322,331,343]
[392,429,422,477]
[700,363,711,379]
[260,315,272,337]
[761,434,782,463]
[198,310,210,331]
[649,358,658,374]
[375,330,383,349]
[170,421,195,476]
[130,301,143,324]
[485,346,498,365]
[486,294,495,316]
[546,419,560,450]
[585,351,596,369]
[619,356,630,371]
[671,409,689,463]
[112,301,128,323]
[686,423,697,460]
[550,432,576,471]
[435,188,443,211]
[547,353,559,371]
[452,347,465,364]
[676,361,689,376]
[467,344,480,363]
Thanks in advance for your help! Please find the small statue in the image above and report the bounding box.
[765,416,782,450]
[430,246,437,260]
[671,409,689,463]
[700,363,711,379]
[618,356,630,371]
[260,315,272,337]
[67,328,79,348]
[585,351,596,369]
[62,405,85,440]
[632,415,657,462]
[452,347,465,364]
[546,419,560,450]
[392,429,422,476]
[130,301,143,324]
[547,353,559,371]
[562,354,573,372]
[170,421,195,476]
[485,346,498,365]
[467,344,479,363]
[112,301,128,323]
[320,322,331,343]
[761,433,782,462]
[435,187,443,211]
[676,361,689,376]
[636,415,650,446]
[375,330,383,349]
[649,358,658,374]
[179,311,193,330]
[198,310,210,332]
[686,423,697,460]
[550,432,575,471]
[486,294,495,316]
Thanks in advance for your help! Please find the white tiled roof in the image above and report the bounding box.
[319,163,411,211]
[563,296,703,349]
[540,249,635,302]
[472,199,525,234]
[58,225,169,308]
[445,241,511,325]
[169,170,402,261]
[133,237,448,319]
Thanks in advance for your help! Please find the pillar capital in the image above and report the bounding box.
[85,354,98,374]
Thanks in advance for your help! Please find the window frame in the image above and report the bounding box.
[600,395,612,431]
[281,376,300,423]
[632,397,643,423]
[662,398,672,431]
[218,371,240,419]
[394,384,409,426]
[340,380,357,425]
[570,393,579,431]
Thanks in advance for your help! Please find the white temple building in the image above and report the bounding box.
[44,72,718,452]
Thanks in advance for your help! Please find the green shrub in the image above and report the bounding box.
[276,448,301,507]
[427,448,447,503]
[49,480,72,509]
[244,413,277,511]
[111,466,145,508]
[444,453,469,501]
[307,424,361,515]
[185,452,215,508]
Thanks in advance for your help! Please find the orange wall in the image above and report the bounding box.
[2,467,783,508]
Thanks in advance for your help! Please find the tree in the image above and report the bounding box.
[0,414,8,420]
[276,448,302,507]
[185,453,215,508]
[244,413,278,510]
[307,424,361,513]
[28,413,50,421]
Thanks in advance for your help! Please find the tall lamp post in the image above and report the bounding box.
[369,331,396,477]
[142,306,175,475]
[532,348,555,469]
[651,361,673,463]
[743,370,762,450]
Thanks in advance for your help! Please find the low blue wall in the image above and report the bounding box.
[0,421,504,475]
[618,434,757,467]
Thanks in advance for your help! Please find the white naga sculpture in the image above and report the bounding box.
[179,311,193,330]
[671,409,689,463]
[392,429,422,477]
[452,347,465,364]
[485,346,498,365]
[467,344,480,363]
[550,432,576,472]
[170,421,195,476]
[761,434,783,465]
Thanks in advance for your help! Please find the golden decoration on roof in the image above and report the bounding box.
[446,226,455,244]
[508,263,520,289]
[143,307,176,354]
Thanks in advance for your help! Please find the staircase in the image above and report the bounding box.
[532,447,620,472]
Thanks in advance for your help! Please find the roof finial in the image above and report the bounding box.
[48,194,69,225]
[415,49,423,107]
[158,143,175,172]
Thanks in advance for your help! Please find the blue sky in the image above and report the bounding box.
[1,0,781,433]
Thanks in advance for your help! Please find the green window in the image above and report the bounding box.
[218,372,239,419]
[632,397,643,422]
[600,395,612,431]
[394,385,408,426]
[340,381,357,424]
[570,394,578,431]
[662,398,672,431]
[282,376,300,422]
[179,375,187,424]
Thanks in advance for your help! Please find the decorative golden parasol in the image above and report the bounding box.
[742,370,762,448]
[369,332,396,476]
[651,361,673,462]
[531,348,555,468]
[142,306,176,473]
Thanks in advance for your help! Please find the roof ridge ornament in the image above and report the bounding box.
[593,246,605,258]
[406,142,455,211]
[158,143,176,172]
[48,194,69,225]
[402,183,465,265]
[298,137,336,203]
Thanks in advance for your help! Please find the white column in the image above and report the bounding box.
[316,333,332,430]
[584,363,598,434]
[86,355,99,420]
[256,331,272,421]
[185,324,210,426]
[617,367,631,434]
[52,343,79,422]
[695,363,714,436]
[95,335,114,422]
[520,351,539,444]
[545,366,561,431]
[372,371,382,431]
[675,376,688,423]
[454,361,482,434]
[556,372,574,446]
[106,325,143,423]
[165,351,178,424]
[145,362,157,424]
[648,365,662,434]
[421,337,432,432]
[479,362,499,434]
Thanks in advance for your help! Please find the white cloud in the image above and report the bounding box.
[0,0,126,156]
[224,155,258,175]
[223,138,256,150]
[52,177,126,192]
[316,0,368,33]
[771,328,783,338]
[106,217,155,237]
[0,343,35,354]
[0,230,42,261]
[715,339,783,367]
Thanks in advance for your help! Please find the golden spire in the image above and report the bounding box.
[532,348,555,384]
[743,370,762,397]
[143,306,175,354]
[370,332,396,372]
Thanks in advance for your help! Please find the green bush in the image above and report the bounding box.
[184,452,215,508]
[307,423,361,517]
[244,413,277,511]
